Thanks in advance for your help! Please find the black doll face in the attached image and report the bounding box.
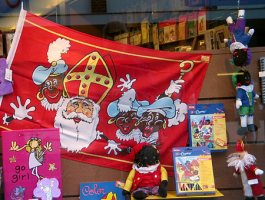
[237,70,251,86]
[233,49,248,67]
[134,145,160,167]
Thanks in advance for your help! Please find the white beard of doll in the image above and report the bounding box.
[227,152,256,172]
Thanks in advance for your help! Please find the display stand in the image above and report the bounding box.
[134,190,223,199]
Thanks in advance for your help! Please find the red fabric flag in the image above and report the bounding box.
[0,9,211,174]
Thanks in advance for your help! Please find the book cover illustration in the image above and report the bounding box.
[187,12,198,38]
[152,24,159,50]
[80,181,124,200]
[2,128,62,200]
[158,18,177,44]
[197,10,207,35]
[178,14,187,40]
[188,103,227,151]
[172,147,216,196]
[141,19,150,44]
[114,33,129,45]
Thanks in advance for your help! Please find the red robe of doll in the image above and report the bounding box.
[122,143,168,199]
[123,163,168,195]
[234,164,264,197]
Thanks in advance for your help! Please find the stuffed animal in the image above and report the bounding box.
[227,140,265,200]
[122,142,168,200]
[233,69,259,136]
[224,9,254,67]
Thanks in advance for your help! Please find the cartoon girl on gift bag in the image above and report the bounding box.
[10,137,52,180]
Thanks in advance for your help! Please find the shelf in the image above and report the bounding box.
[136,190,223,199]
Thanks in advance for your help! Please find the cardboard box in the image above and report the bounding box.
[158,26,165,44]
[152,24,159,50]
[197,9,207,35]
[178,14,187,40]
[187,12,198,38]
[141,19,150,44]
[214,25,229,49]
[129,31,142,46]
[204,29,216,50]
[159,19,177,44]
[114,32,129,44]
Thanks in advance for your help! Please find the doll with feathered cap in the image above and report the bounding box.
[122,142,168,200]
[224,10,254,67]
[227,140,265,200]
[232,69,259,136]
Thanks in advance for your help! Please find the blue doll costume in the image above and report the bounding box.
[225,10,254,66]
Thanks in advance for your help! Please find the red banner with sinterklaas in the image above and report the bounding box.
[0,9,211,174]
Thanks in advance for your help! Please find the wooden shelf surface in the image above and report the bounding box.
[133,189,224,199]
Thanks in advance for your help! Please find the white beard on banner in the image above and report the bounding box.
[54,97,100,152]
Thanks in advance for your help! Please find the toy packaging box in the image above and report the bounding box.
[80,181,124,200]
[172,147,216,196]
[188,103,227,151]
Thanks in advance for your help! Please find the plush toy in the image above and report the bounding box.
[227,140,265,200]
[224,9,254,67]
[122,142,168,200]
[233,69,259,136]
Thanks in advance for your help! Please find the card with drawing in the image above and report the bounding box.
[188,103,227,151]
[172,147,216,196]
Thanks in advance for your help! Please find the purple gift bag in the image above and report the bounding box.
[0,58,13,96]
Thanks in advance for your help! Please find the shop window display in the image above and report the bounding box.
[0,1,264,200]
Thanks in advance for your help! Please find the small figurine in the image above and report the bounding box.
[224,9,254,67]
[227,140,265,200]
[122,142,168,200]
[233,69,259,136]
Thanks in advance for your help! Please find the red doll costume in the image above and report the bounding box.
[122,143,168,200]
[227,140,265,200]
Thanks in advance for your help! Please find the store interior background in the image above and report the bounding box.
[1,0,265,199]
[1,0,265,47]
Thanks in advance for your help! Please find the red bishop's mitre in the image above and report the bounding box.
[236,139,245,152]
[63,51,115,104]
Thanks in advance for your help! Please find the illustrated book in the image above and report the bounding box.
[172,147,216,195]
